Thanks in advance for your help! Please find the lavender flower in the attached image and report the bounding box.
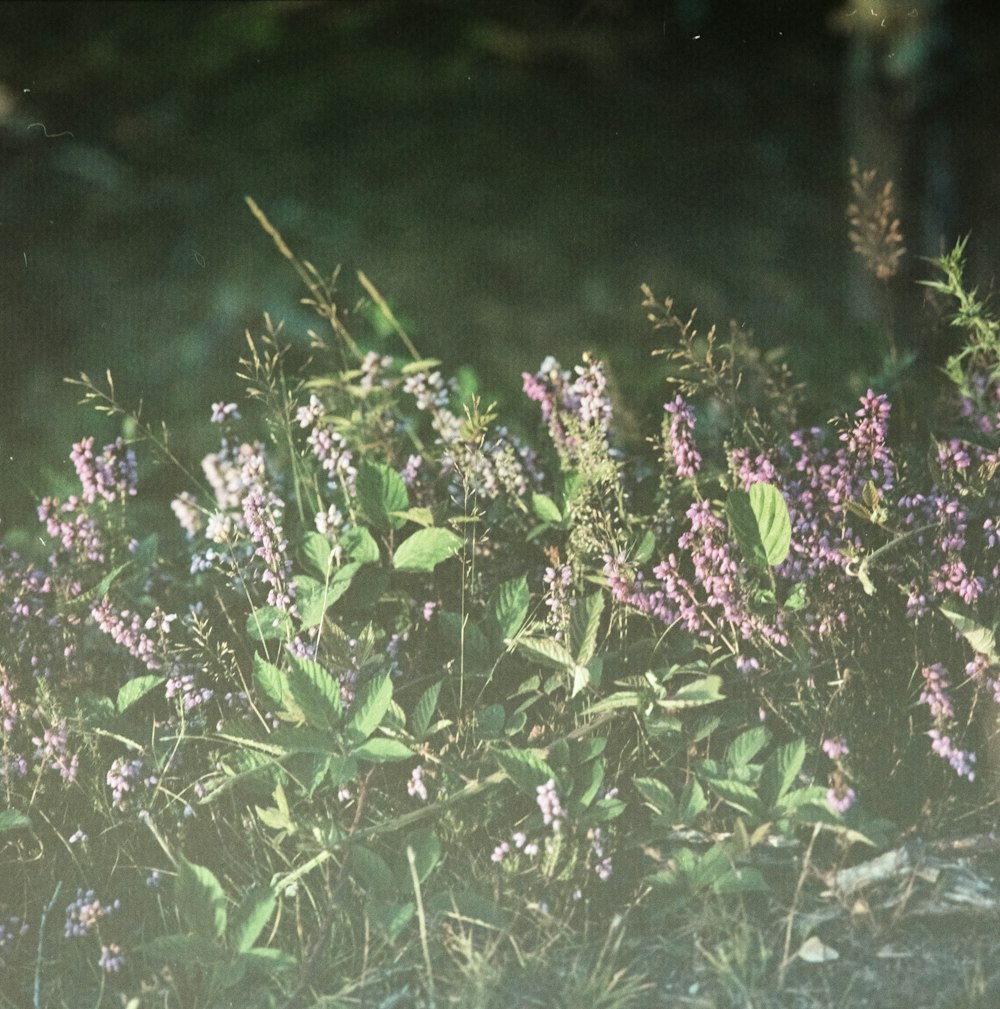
[64,889,119,938]
[536,778,565,832]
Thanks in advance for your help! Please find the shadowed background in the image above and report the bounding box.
[2,0,998,532]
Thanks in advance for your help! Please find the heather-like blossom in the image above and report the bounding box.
[663,394,702,479]
[536,778,565,832]
[0,915,29,951]
[165,671,215,713]
[821,737,850,761]
[243,486,294,612]
[31,720,79,783]
[171,491,203,539]
[92,598,164,670]
[98,944,125,973]
[106,756,155,809]
[928,729,976,781]
[64,889,119,937]
[70,436,138,505]
[919,663,955,720]
[826,781,856,814]
[407,764,428,801]
[210,401,240,424]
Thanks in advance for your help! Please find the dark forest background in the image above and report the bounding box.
[2,0,999,532]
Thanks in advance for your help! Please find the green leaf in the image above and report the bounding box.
[475,703,506,738]
[351,737,413,762]
[0,809,31,833]
[760,738,806,809]
[679,778,708,822]
[246,606,293,642]
[357,460,409,531]
[490,575,529,641]
[346,673,392,745]
[655,675,724,712]
[303,531,335,578]
[514,636,576,671]
[713,865,769,895]
[634,777,678,821]
[411,681,442,739]
[392,528,463,572]
[293,575,328,630]
[391,507,435,528]
[176,856,227,942]
[494,748,555,795]
[286,656,342,731]
[341,526,380,565]
[939,602,1000,663]
[116,674,166,715]
[404,829,441,884]
[350,844,399,898]
[569,590,604,665]
[234,947,297,974]
[531,492,562,524]
[74,560,133,606]
[253,655,288,711]
[703,778,766,821]
[727,482,792,568]
[725,726,770,768]
[229,886,276,954]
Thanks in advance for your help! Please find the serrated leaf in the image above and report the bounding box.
[350,844,399,898]
[727,482,791,568]
[351,737,413,762]
[939,602,1000,663]
[391,507,435,528]
[286,656,342,731]
[346,673,392,745]
[229,887,276,954]
[176,856,227,941]
[726,726,770,768]
[680,778,708,822]
[515,636,576,671]
[246,606,293,642]
[392,528,463,572]
[494,748,556,795]
[656,675,724,711]
[0,809,31,832]
[405,829,441,883]
[116,674,166,715]
[476,703,506,737]
[412,681,442,740]
[303,531,336,578]
[531,492,562,524]
[569,590,604,665]
[760,738,806,809]
[253,655,289,711]
[294,574,328,630]
[341,527,380,565]
[703,777,766,820]
[357,461,409,531]
[490,575,529,641]
[634,777,678,821]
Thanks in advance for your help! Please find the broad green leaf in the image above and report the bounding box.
[346,673,392,745]
[713,866,769,894]
[531,492,562,524]
[351,737,413,762]
[303,531,335,578]
[405,829,441,883]
[246,605,293,642]
[437,611,493,673]
[0,809,30,833]
[939,602,1000,663]
[727,482,791,568]
[341,527,380,565]
[176,856,227,942]
[634,777,678,821]
[760,738,806,809]
[476,703,506,738]
[655,675,724,712]
[350,844,399,898]
[117,674,166,715]
[233,947,297,975]
[253,655,289,712]
[679,778,708,822]
[392,528,463,572]
[515,636,576,671]
[74,560,133,606]
[412,681,442,739]
[575,757,605,808]
[490,575,530,641]
[494,748,555,795]
[293,574,328,630]
[703,777,766,820]
[391,507,435,528]
[726,726,770,768]
[569,590,605,665]
[229,887,276,954]
[357,460,409,531]
[287,656,342,731]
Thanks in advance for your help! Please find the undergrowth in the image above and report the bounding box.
[2,190,1000,1009]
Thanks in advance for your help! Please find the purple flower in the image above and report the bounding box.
[210,401,241,424]
[664,394,702,479]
